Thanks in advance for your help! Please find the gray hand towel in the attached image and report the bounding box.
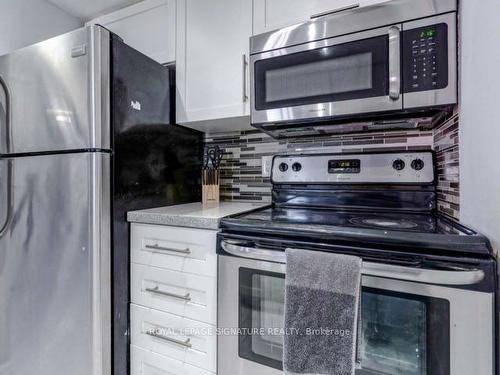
[284,248,362,375]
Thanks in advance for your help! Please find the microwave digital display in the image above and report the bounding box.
[328,159,361,174]
[420,30,436,38]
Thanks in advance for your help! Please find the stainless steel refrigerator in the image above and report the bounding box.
[0,26,203,375]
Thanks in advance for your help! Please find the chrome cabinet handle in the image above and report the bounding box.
[311,4,360,19]
[146,330,192,348]
[388,25,401,100]
[145,244,190,254]
[220,240,485,286]
[145,286,191,301]
[242,54,248,102]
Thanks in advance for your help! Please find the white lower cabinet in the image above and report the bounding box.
[132,345,214,375]
[131,304,217,372]
[131,263,217,325]
[130,223,217,375]
[131,223,217,277]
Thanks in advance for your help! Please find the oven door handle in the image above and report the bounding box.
[220,241,485,286]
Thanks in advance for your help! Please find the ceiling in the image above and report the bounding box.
[45,0,144,21]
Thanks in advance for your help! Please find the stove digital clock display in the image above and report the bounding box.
[328,159,361,174]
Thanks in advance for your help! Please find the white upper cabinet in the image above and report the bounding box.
[176,0,253,132]
[253,0,392,35]
[87,0,176,64]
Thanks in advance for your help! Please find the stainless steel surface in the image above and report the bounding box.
[250,26,404,125]
[90,152,112,375]
[388,26,401,100]
[93,26,111,152]
[310,4,360,19]
[271,152,434,184]
[221,241,485,286]
[145,286,192,301]
[145,331,192,348]
[218,253,495,375]
[145,244,191,254]
[0,152,111,375]
[218,255,285,375]
[259,113,443,138]
[250,0,457,54]
[249,0,457,135]
[0,25,110,154]
[403,13,457,109]
[242,54,248,102]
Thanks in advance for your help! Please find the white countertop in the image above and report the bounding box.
[127,201,269,230]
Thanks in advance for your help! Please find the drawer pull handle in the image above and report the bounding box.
[145,286,191,301]
[146,330,192,348]
[145,244,191,254]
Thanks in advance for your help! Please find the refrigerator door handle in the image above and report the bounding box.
[0,75,11,154]
[0,160,13,237]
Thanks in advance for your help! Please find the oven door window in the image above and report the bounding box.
[239,268,285,370]
[238,269,450,374]
[254,36,389,110]
[358,288,450,375]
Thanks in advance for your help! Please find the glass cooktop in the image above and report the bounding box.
[221,206,493,256]
[232,207,469,235]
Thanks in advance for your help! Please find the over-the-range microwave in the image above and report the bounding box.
[249,0,457,138]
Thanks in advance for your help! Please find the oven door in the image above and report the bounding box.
[218,252,494,375]
[250,25,402,125]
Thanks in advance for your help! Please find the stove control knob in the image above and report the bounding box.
[411,158,425,171]
[392,159,406,171]
[278,162,288,172]
[292,162,302,172]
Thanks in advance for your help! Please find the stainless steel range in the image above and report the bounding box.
[217,151,497,375]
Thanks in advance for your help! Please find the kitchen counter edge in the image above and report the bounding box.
[127,202,269,230]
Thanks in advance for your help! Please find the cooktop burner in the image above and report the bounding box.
[349,217,420,230]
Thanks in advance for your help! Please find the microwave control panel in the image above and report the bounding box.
[402,23,448,93]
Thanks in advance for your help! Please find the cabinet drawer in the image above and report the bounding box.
[131,345,214,375]
[131,223,217,277]
[131,304,216,373]
[131,263,216,324]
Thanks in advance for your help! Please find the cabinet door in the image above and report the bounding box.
[131,345,214,375]
[88,0,176,64]
[253,0,392,35]
[131,305,217,372]
[176,0,252,127]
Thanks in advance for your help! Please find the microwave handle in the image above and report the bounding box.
[388,26,401,100]
[242,54,248,102]
[220,240,485,286]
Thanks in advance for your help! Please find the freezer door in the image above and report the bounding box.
[0,152,111,375]
[0,26,110,154]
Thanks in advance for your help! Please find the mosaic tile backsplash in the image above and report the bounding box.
[434,112,460,219]
[205,114,460,219]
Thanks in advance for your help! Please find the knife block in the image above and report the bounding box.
[202,169,220,205]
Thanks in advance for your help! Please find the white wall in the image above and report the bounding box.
[0,0,82,56]
[460,0,500,253]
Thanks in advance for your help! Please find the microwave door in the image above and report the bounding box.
[250,25,403,125]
